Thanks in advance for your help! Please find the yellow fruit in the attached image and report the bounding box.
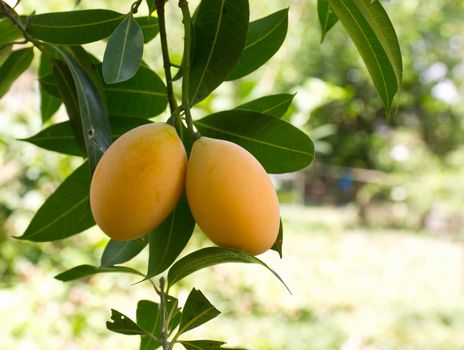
[90,123,186,240]
[186,137,280,255]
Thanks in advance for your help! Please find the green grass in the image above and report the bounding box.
[2,205,464,349]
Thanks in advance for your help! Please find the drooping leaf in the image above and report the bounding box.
[318,0,339,42]
[17,162,95,242]
[0,19,22,44]
[194,110,314,173]
[22,116,151,156]
[52,59,87,154]
[235,93,294,118]
[102,64,167,118]
[137,300,162,350]
[136,16,159,43]
[100,237,148,267]
[180,340,246,350]
[189,0,249,103]
[146,196,195,278]
[26,10,125,44]
[328,0,402,115]
[167,247,290,293]
[55,264,144,282]
[227,8,288,80]
[270,220,283,258]
[178,289,220,334]
[103,14,144,84]
[0,47,34,98]
[58,46,112,172]
[107,309,151,336]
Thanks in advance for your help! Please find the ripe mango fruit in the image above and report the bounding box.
[186,137,280,255]
[90,123,186,240]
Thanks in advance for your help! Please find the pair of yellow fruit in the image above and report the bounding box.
[89,123,280,255]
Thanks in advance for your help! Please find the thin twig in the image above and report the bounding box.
[156,0,179,114]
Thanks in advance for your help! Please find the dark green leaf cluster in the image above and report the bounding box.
[107,288,246,350]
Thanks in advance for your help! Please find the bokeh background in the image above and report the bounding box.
[1,0,464,349]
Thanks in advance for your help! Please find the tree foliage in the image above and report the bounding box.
[0,0,402,348]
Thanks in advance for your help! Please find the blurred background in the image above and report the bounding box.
[1,0,464,349]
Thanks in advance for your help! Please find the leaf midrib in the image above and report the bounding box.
[115,16,132,82]
[194,121,313,156]
[244,11,286,50]
[24,196,89,239]
[30,14,124,30]
[338,0,390,105]
[190,0,226,101]
[105,87,166,97]
[179,306,217,334]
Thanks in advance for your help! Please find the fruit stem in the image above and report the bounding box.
[156,0,179,115]
[178,0,199,139]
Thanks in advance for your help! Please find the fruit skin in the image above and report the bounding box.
[186,137,280,255]
[90,123,186,240]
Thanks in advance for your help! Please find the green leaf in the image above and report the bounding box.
[136,16,159,43]
[235,93,294,118]
[39,56,61,122]
[136,297,180,349]
[0,45,12,67]
[0,19,22,44]
[55,264,144,282]
[180,340,246,350]
[39,73,60,97]
[17,162,95,242]
[58,46,112,172]
[103,14,144,84]
[270,220,283,258]
[189,0,249,103]
[167,247,290,293]
[102,64,168,118]
[51,59,86,154]
[328,0,402,115]
[146,0,155,14]
[165,296,182,332]
[0,47,34,98]
[27,10,125,44]
[107,309,150,336]
[181,340,225,350]
[40,89,61,122]
[41,64,168,119]
[101,237,148,268]
[318,0,339,42]
[146,196,195,278]
[178,289,220,334]
[227,8,288,80]
[21,122,82,156]
[22,116,151,156]
[137,300,162,350]
[194,110,314,174]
